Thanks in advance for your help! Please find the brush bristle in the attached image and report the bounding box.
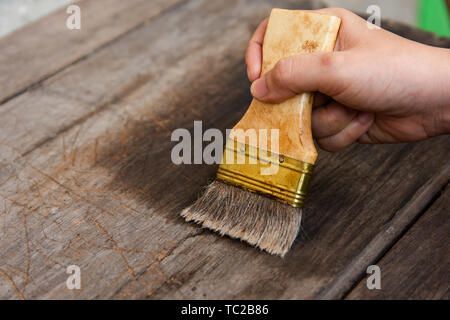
[181,180,302,257]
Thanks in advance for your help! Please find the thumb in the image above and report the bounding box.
[250,52,347,103]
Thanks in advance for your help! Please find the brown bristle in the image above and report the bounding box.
[181,180,302,257]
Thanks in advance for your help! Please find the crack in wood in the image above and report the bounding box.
[88,216,136,279]
[0,268,25,300]
[111,228,204,298]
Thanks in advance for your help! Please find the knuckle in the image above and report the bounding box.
[323,111,340,129]
[273,58,293,86]
[319,52,335,68]
[319,52,347,96]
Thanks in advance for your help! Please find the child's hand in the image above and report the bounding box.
[246,8,450,151]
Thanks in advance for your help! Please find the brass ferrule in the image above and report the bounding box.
[216,140,314,208]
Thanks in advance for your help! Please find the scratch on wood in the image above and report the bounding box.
[136,187,160,207]
[94,138,99,165]
[120,125,128,147]
[75,233,157,259]
[111,195,142,217]
[165,164,195,183]
[1,199,10,249]
[61,134,66,162]
[0,268,25,300]
[71,168,103,175]
[111,229,203,298]
[88,216,136,279]
[29,240,64,268]
[28,163,116,216]
[155,118,171,135]
[0,191,64,239]
[70,126,82,167]
[21,210,31,293]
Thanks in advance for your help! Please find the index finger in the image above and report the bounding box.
[245,18,268,82]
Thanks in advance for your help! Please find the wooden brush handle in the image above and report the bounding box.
[232,9,341,164]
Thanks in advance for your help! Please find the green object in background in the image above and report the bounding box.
[419,0,450,37]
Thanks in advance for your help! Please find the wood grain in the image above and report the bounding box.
[0,0,448,299]
[0,0,183,104]
[316,162,450,299]
[346,185,450,300]
[0,0,324,300]
[0,0,262,169]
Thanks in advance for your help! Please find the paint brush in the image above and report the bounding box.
[182,9,341,256]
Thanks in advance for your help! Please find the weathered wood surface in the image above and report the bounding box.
[347,185,450,300]
[0,0,183,104]
[0,0,449,299]
[317,163,450,299]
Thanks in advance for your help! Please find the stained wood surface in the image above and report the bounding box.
[0,0,449,299]
[346,186,450,300]
[317,163,450,299]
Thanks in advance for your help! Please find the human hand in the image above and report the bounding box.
[246,8,450,151]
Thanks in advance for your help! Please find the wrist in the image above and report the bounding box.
[422,47,450,137]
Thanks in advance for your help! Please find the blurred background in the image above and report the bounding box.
[0,0,449,38]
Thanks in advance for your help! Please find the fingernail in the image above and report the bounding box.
[357,112,373,124]
[251,77,268,99]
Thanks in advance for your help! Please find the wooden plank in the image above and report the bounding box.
[111,142,449,300]
[0,0,298,170]
[346,185,450,300]
[0,0,448,299]
[316,163,450,299]
[0,0,183,105]
[0,0,325,299]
